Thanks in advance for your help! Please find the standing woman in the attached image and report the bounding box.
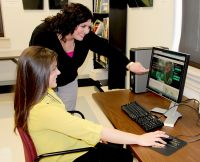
[14,46,167,162]
[29,3,149,111]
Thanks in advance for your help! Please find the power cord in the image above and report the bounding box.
[175,132,200,143]
[179,98,200,127]
[158,98,200,143]
[157,98,200,123]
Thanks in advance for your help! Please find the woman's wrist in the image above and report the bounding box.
[126,62,134,71]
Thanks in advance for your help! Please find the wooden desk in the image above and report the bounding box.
[92,90,200,162]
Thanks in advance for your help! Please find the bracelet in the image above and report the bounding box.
[126,62,134,71]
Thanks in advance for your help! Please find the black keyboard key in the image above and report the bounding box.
[121,101,164,132]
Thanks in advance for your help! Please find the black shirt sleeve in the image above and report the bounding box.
[85,31,131,89]
[85,31,130,69]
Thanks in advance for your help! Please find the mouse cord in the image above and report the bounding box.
[175,132,200,143]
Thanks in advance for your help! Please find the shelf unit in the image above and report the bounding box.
[92,0,127,89]
[92,0,109,69]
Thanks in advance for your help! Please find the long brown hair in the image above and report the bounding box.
[14,46,57,133]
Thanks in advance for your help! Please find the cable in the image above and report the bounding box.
[154,98,200,127]
[174,99,200,143]
[175,132,200,143]
[162,103,180,116]
[181,98,200,110]
[178,102,200,127]
[160,98,200,116]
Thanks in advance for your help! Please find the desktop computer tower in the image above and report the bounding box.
[130,47,152,93]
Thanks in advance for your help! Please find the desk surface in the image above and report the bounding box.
[92,90,200,162]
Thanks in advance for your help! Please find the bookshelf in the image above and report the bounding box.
[93,0,109,13]
[92,0,127,89]
[93,0,109,69]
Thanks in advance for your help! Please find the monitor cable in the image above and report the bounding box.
[160,98,200,143]
[158,98,200,122]
[175,132,200,143]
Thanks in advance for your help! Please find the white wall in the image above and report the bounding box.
[0,0,93,77]
[126,0,200,102]
[125,0,174,89]
[0,0,92,50]
[127,0,174,53]
[0,0,200,101]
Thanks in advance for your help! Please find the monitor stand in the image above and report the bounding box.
[150,102,182,127]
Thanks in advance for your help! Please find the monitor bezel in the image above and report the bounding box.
[146,47,190,103]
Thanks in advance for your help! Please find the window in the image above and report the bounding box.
[179,0,200,69]
[0,2,4,37]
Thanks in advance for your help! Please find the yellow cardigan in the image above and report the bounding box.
[28,88,102,162]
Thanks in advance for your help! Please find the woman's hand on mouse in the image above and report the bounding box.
[136,131,169,147]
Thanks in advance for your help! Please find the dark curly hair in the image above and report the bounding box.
[44,3,93,41]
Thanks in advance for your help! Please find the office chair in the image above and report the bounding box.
[17,111,92,162]
[68,110,85,119]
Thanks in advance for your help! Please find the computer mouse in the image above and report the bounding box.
[161,136,173,144]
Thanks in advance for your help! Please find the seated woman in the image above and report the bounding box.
[14,46,168,162]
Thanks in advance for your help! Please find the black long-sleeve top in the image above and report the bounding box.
[29,22,130,88]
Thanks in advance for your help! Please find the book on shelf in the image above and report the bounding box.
[100,55,108,65]
[102,17,109,39]
[94,20,104,36]
[94,0,109,13]
[93,18,109,39]
[101,0,109,13]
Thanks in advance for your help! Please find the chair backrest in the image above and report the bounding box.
[17,127,37,162]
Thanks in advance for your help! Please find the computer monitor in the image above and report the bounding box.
[146,47,190,127]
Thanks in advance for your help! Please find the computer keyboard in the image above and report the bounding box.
[121,101,164,132]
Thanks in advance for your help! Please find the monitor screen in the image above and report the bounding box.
[147,47,190,103]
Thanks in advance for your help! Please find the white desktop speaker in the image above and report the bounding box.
[130,47,152,93]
